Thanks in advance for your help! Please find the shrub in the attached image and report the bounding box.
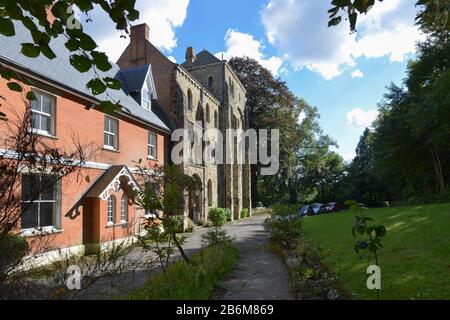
[164,215,184,234]
[241,208,249,219]
[202,228,234,248]
[208,208,229,227]
[0,233,30,276]
[266,217,303,246]
[128,244,237,300]
[185,218,195,233]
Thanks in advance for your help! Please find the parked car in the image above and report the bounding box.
[325,202,346,213]
[299,205,310,217]
[310,203,327,215]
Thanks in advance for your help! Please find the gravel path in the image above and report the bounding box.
[219,215,295,300]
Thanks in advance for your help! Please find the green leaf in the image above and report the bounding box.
[65,38,80,52]
[98,100,121,114]
[26,91,37,101]
[0,17,16,37]
[41,44,57,60]
[79,34,97,51]
[104,77,122,90]
[87,78,107,95]
[328,17,342,27]
[70,54,92,73]
[7,82,23,92]
[331,0,352,6]
[349,12,358,31]
[91,51,112,72]
[21,43,41,58]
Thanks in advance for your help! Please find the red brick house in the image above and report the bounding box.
[0,21,171,260]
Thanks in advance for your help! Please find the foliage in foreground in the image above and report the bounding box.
[127,244,237,300]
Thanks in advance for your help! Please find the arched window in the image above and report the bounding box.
[187,89,193,110]
[207,180,213,207]
[206,104,210,123]
[120,195,128,223]
[208,76,214,90]
[214,110,218,128]
[107,195,116,225]
[195,103,204,129]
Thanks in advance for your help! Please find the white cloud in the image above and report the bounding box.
[346,108,379,128]
[88,0,190,61]
[167,56,177,63]
[261,0,425,80]
[216,29,284,76]
[351,69,364,78]
[343,151,356,162]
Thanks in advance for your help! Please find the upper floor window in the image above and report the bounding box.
[21,174,61,230]
[208,76,214,90]
[214,110,218,128]
[104,116,118,150]
[187,89,193,110]
[31,90,55,136]
[142,88,152,111]
[148,132,157,159]
[107,195,116,225]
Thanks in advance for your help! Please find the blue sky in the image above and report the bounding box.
[86,0,424,161]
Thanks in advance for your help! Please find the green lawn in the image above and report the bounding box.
[302,203,450,300]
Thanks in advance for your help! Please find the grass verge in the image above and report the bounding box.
[127,244,237,300]
[302,203,450,300]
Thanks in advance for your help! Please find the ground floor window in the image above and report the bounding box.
[107,195,116,225]
[21,174,61,230]
[121,195,128,223]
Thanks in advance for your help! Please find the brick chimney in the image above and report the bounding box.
[129,23,150,66]
[185,47,196,67]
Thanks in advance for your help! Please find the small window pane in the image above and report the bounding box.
[41,176,56,201]
[21,203,38,229]
[40,115,50,133]
[31,96,40,111]
[42,95,52,114]
[22,175,38,201]
[39,202,54,227]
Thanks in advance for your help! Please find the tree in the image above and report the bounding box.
[229,57,304,206]
[0,0,139,116]
[328,0,449,33]
[135,164,201,266]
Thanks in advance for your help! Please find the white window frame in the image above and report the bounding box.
[148,132,157,159]
[107,195,116,226]
[120,195,128,224]
[104,116,118,150]
[31,90,56,137]
[21,174,61,234]
[142,88,152,111]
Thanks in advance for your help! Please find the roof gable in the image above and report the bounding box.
[181,50,221,69]
[85,165,141,200]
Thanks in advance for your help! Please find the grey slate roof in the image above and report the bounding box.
[117,64,150,94]
[181,50,221,69]
[0,21,170,132]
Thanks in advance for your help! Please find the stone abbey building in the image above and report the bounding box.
[117,24,252,222]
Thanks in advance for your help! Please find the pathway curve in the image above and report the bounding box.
[219,215,295,300]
